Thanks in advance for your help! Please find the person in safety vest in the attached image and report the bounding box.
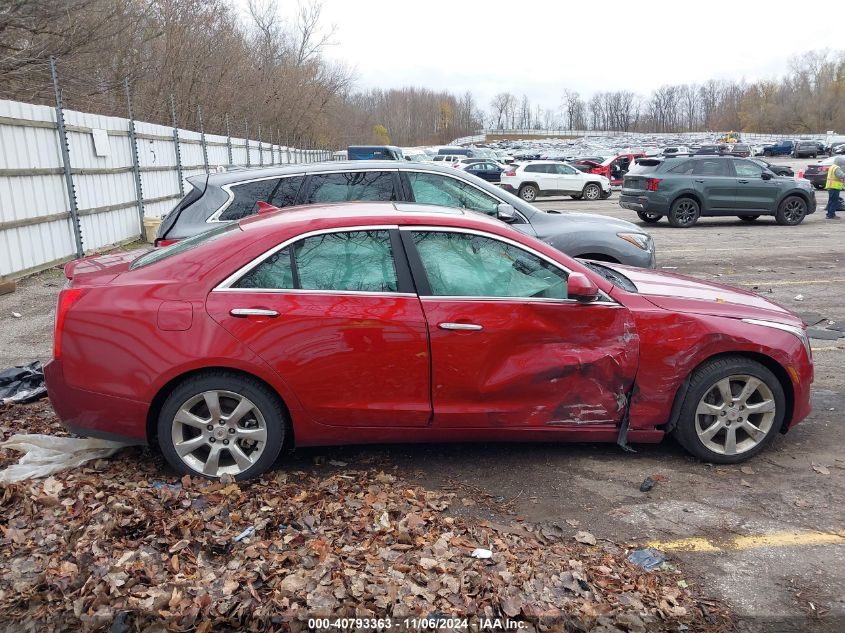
[825,156,845,219]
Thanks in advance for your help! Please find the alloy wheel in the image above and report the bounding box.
[783,199,806,223]
[694,375,776,456]
[171,390,268,477]
[584,184,600,200]
[674,200,698,225]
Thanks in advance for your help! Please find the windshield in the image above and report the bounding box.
[130,222,240,269]
[581,261,638,292]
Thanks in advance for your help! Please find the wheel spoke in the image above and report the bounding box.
[724,426,738,455]
[203,391,222,422]
[174,434,207,457]
[229,444,255,470]
[717,378,734,405]
[236,426,267,443]
[696,401,723,417]
[737,377,761,405]
[745,399,775,415]
[698,419,725,442]
[175,409,208,430]
[203,445,222,476]
[741,419,767,442]
[226,398,255,426]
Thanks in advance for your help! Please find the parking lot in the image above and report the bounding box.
[0,158,843,631]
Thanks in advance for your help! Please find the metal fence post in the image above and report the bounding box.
[124,79,145,237]
[198,105,209,174]
[225,113,233,166]
[257,123,263,167]
[50,57,84,258]
[244,118,250,167]
[286,136,291,164]
[169,95,184,196]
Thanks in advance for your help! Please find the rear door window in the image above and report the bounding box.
[693,159,731,177]
[407,172,500,215]
[667,160,694,174]
[304,171,399,204]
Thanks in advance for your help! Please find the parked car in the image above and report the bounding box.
[437,147,481,158]
[694,145,721,155]
[750,158,794,177]
[431,154,464,166]
[762,140,795,157]
[585,153,645,185]
[750,144,767,156]
[459,160,504,182]
[47,202,813,479]
[727,144,752,158]
[662,146,690,157]
[347,145,404,161]
[500,161,612,202]
[619,156,816,227]
[155,161,656,267]
[401,148,431,162]
[792,141,820,159]
[803,157,836,189]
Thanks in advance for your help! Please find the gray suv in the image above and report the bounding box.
[157,162,657,267]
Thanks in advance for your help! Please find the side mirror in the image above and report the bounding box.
[761,171,773,180]
[567,272,600,302]
[497,203,518,223]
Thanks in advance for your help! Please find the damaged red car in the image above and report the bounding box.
[45,202,813,479]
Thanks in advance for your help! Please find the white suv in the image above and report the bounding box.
[500,161,612,202]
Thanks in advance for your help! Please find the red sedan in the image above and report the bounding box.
[45,203,813,479]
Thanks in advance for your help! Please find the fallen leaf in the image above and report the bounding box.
[574,531,597,545]
[812,464,830,475]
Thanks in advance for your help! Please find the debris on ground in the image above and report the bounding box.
[639,476,657,492]
[0,433,129,482]
[794,294,804,301]
[0,401,734,631]
[574,530,597,545]
[0,361,47,404]
[470,547,493,559]
[628,548,668,571]
[812,463,831,475]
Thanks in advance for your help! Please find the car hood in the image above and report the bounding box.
[538,210,646,233]
[603,264,802,326]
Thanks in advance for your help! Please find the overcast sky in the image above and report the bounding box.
[252,0,840,111]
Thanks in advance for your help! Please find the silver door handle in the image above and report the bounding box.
[738,179,749,183]
[230,308,279,317]
[438,322,483,331]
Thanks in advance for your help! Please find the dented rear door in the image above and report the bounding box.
[404,228,639,429]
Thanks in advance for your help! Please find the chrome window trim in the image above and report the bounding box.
[213,224,400,291]
[402,225,617,305]
[215,288,416,298]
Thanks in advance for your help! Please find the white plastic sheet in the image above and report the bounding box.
[0,434,129,483]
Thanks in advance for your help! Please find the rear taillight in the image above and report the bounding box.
[646,178,661,191]
[820,166,830,172]
[504,169,516,177]
[54,288,85,360]
[154,238,179,248]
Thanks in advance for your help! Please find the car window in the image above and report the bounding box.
[268,176,305,208]
[233,247,294,289]
[412,231,568,299]
[221,179,281,221]
[734,160,763,177]
[131,223,240,270]
[667,160,694,174]
[693,159,730,177]
[305,172,398,204]
[407,172,500,215]
[554,164,576,175]
[524,164,545,173]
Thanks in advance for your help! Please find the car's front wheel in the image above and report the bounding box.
[738,215,760,222]
[158,372,286,480]
[518,184,538,202]
[775,196,808,226]
[673,356,784,464]
[668,197,700,228]
[636,211,662,223]
[582,183,602,201]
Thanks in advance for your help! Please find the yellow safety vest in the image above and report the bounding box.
[826,164,844,190]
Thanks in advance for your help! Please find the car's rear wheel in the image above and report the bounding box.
[636,211,661,223]
[583,183,602,201]
[775,196,808,226]
[158,372,286,480]
[668,198,700,228]
[673,357,784,464]
[738,215,760,222]
[518,184,538,202]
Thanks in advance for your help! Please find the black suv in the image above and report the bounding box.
[619,156,817,227]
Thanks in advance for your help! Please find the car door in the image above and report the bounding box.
[551,163,582,193]
[206,228,431,427]
[733,159,780,211]
[692,158,736,212]
[402,228,639,429]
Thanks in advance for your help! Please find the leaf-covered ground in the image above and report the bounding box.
[0,401,734,632]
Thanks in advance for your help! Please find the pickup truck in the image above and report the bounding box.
[762,140,795,157]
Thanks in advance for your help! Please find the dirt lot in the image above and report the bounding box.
[0,159,843,631]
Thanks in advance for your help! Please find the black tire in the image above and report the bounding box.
[738,215,760,222]
[775,196,808,226]
[519,184,538,202]
[673,356,785,464]
[668,197,700,228]
[570,194,583,200]
[636,211,662,223]
[582,183,602,201]
[157,371,286,480]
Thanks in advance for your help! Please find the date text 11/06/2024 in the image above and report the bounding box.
[307,617,527,630]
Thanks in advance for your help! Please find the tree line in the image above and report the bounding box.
[1,1,844,146]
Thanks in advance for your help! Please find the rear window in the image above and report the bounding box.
[130,223,240,270]
[627,159,662,175]
[219,176,305,221]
